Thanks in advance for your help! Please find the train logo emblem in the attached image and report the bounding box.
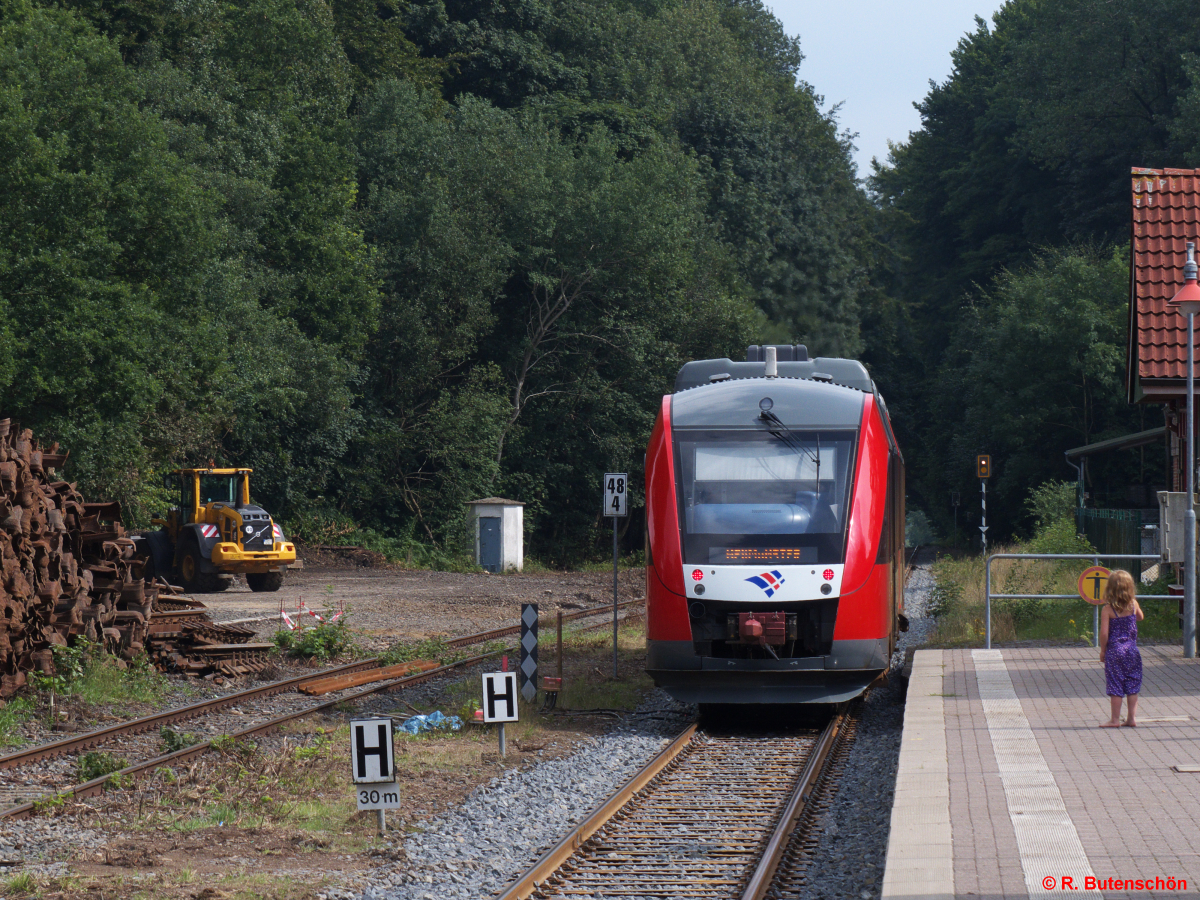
[745,570,786,597]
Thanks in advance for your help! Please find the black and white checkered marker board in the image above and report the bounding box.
[482,672,519,722]
[519,603,538,702]
[604,473,628,517]
[351,718,395,783]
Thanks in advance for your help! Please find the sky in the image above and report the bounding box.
[765,0,1008,178]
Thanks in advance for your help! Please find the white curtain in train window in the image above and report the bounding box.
[693,444,836,482]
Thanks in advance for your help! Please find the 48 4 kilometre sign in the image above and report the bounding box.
[604,473,628,517]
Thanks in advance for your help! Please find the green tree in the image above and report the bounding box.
[931,248,1147,537]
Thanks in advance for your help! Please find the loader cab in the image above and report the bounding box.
[166,468,253,532]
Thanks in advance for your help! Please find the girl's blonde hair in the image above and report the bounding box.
[1104,569,1137,615]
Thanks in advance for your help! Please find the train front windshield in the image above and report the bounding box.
[675,431,856,565]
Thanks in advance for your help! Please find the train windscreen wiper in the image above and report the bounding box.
[759,409,820,484]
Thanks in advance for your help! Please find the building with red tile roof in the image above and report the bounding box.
[1128,167,1200,490]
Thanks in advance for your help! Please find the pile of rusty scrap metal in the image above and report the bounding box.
[0,420,273,695]
[145,603,274,679]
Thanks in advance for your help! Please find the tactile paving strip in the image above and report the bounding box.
[972,649,1101,898]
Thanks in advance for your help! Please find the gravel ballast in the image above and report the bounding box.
[351,698,693,900]
[793,560,935,900]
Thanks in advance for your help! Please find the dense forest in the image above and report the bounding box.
[869,0,1200,541]
[3,0,1200,558]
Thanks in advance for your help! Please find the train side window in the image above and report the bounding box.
[875,454,894,564]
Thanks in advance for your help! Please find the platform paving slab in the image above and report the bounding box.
[883,646,1200,900]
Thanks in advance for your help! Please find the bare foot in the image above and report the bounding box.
[1100,721,1122,728]
[1123,721,1137,727]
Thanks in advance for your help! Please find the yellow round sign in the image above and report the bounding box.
[1077,566,1111,605]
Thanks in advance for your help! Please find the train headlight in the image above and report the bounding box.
[821,583,832,595]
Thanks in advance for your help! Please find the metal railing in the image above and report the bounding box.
[985,553,1163,650]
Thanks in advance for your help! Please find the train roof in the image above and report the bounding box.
[672,369,869,431]
[673,356,875,394]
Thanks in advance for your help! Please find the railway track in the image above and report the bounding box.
[497,710,850,900]
[0,597,643,819]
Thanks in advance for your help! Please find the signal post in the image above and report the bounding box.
[977,455,991,553]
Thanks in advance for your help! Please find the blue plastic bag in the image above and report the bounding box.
[398,710,462,734]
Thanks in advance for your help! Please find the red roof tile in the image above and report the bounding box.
[1131,168,1200,384]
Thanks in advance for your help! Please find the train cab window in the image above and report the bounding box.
[676,431,856,565]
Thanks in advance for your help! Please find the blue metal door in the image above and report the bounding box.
[480,517,501,572]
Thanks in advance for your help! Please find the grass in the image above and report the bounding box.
[30,640,165,705]
[378,635,505,668]
[0,698,34,748]
[4,872,35,895]
[928,547,1177,646]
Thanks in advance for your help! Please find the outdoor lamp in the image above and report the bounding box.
[1169,241,1200,658]
[1172,243,1200,312]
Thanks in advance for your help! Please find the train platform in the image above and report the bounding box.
[882,647,1200,900]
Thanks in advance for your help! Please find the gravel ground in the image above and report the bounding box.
[794,559,935,900]
[207,566,646,653]
[348,695,695,900]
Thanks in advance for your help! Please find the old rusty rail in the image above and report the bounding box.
[497,713,848,900]
[1,648,507,819]
[0,656,382,771]
[446,597,642,649]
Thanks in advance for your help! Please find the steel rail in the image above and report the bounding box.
[0,596,637,771]
[496,716,845,900]
[0,647,508,820]
[495,723,700,900]
[740,712,845,900]
[0,657,382,771]
[445,598,642,648]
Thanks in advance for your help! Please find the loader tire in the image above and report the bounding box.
[177,541,230,594]
[177,541,204,594]
[246,571,284,593]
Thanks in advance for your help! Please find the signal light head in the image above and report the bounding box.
[976,454,991,479]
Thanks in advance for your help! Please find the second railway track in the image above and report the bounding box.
[0,597,643,818]
[499,710,850,900]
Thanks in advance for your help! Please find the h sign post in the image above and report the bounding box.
[350,717,398,834]
[482,671,518,758]
[604,473,628,678]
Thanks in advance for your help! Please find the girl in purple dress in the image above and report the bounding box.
[1099,569,1143,728]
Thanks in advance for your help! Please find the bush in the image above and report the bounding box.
[1026,480,1077,533]
[1026,517,1095,555]
[927,559,963,618]
[160,727,202,753]
[273,618,355,662]
[78,751,127,782]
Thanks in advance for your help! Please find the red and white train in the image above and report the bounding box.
[644,345,906,705]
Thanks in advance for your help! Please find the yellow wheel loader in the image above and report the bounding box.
[137,468,296,593]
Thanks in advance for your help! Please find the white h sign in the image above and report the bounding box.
[482,672,519,723]
[351,717,395,784]
[604,473,628,517]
